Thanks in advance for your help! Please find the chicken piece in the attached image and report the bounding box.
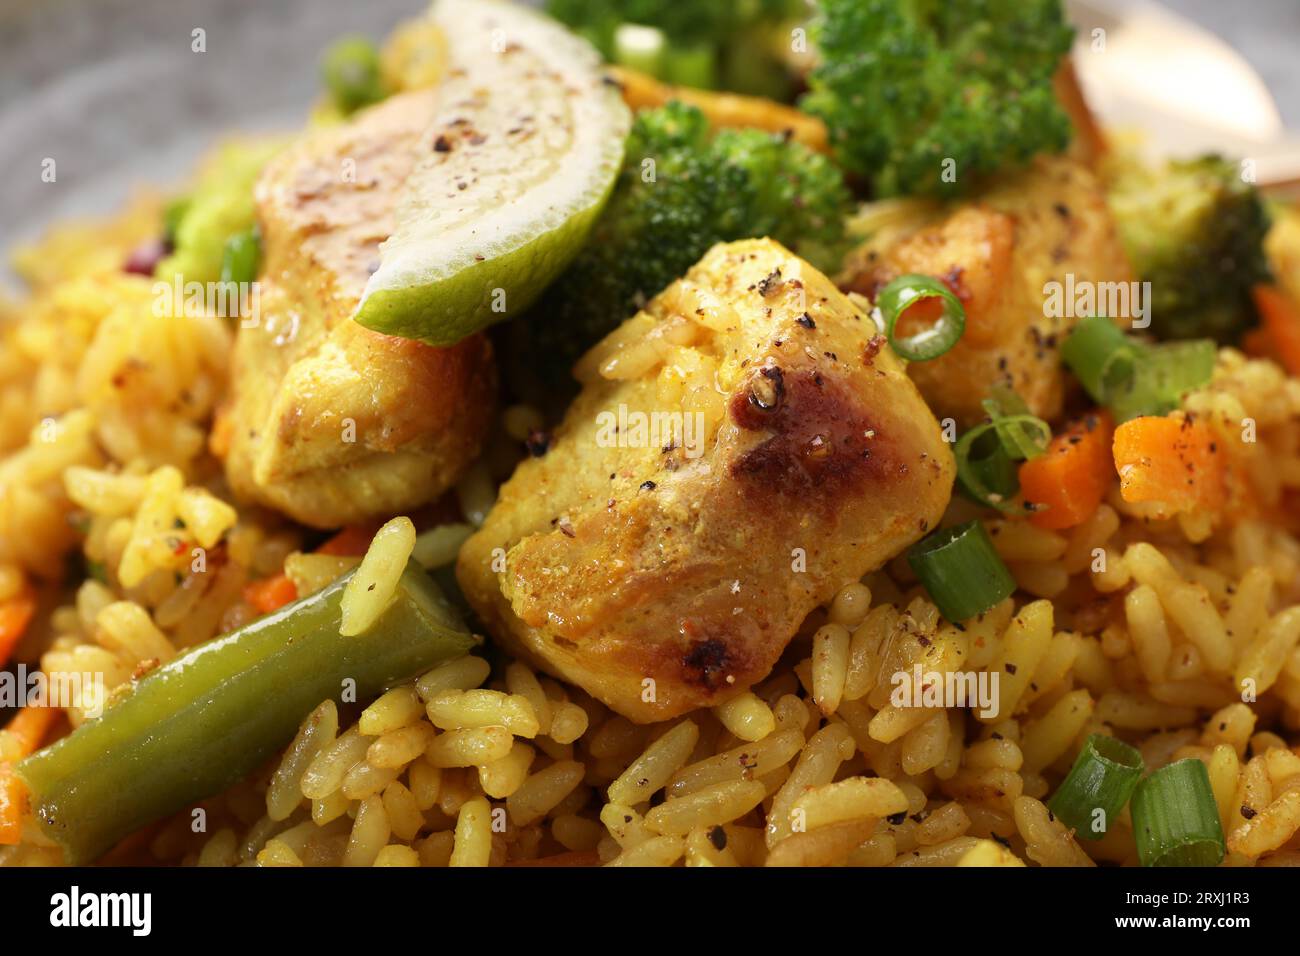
[216,88,495,527]
[840,155,1133,426]
[458,239,954,722]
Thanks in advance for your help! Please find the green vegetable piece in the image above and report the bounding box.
[876,272,966,361]
[1109,339,1217,422]
[906,520,1016,623]
[1060,315,1139,406]
[1047,733,1144,840]
[16,562,477,864]
[512,100,852,392]
[612,22,667,76]
[981,386,1050,461]
[1062,316,1217,421]
[1130,758,1226,867]
[803,0,1075,197]
[162,197,192,248]
[155,139,282,285]
[219,228,261,286]
[321,35,389,115]
[1108,154,1271,342]
[546,0,800,96]
[662,43,716,89]
[954,415,1047,513]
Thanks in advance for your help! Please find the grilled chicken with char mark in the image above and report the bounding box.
[458,238,955,722]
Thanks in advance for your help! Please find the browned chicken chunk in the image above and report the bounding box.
[215,89,495,527]
[458,239,954,722]
[840,155,1133,426]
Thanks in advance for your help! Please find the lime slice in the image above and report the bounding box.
[353,0,631,346]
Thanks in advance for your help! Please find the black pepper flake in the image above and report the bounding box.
[1004,662,1017,674]
[707,826,727,850]
[757,268,783,297]
[748,365,785,411]
[796,313,816,329]
[639,480,656,491]
[433,135,453,152]
[1241,805,1257,820]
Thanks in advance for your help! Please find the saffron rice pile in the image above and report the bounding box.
[4,152,1300,868]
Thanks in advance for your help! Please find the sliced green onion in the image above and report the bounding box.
[1130,758,1226,867]
[954,385,1050,512]
[322,36,387,115]
[220,229,261,286]
[612,22,667,77]
[1060,316,1138,405]
[955,423,1021,512]
[1047,734,1144,841]
[1109,339,1217,422]
[876,273,966,362]
[1062,316,1216,422]
[982,386,1050,460]
[906,520,1015,623]
[662,43,717,89]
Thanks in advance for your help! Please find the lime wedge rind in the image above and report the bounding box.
[354,0,631,347]
[355,181,615,345]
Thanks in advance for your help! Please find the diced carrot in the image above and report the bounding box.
[0,587,36,669]
[0,706,60,845]
[242,573,298,615]
[1019,411,1115,530]
[1241,325,1274,359]
[1252,284,1300,376]
[316,523,379,557]
[3,706,58,756]
[0,766,24,845]
[1112,415,1227,513]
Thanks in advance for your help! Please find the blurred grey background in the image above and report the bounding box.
[1,0,1297,278]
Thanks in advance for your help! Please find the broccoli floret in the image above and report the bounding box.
[515,101,852,391]
[545,0,804,96]
[546,0,732,52]
[1108,154,1272,342]
[803,0,1075,198]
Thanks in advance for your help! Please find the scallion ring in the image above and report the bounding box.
[1060,315,1138,405]
[906,520,1015,623]
[1130,758,1226,867]
[982,386,1050,460]
[954,411,1050,513]
[875,273,965,362]
[1061,316,1217,422]
[1109,339,1217,422]
[954,423,1021,512]
[1046,734,1144,841]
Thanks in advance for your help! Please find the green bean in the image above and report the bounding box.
[17,562,477,864]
